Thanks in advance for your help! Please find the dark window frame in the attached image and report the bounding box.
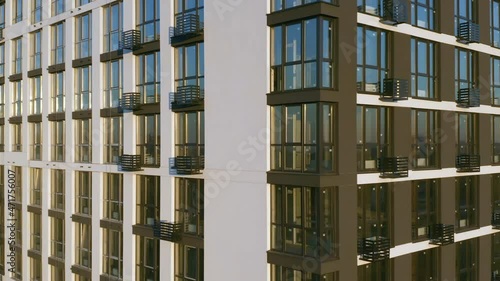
[411,37,437,100]
[455,176,478,231]
[411,109,440,169]
[357,25,390,94]
[411,179,439,241]
[410,0,437,30]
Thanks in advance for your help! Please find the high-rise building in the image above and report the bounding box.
[0,0,499,280]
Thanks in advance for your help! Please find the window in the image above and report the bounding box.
[357,26,388,93]
[137,115,160,166]
[137,0,160,43]
[455,0,476,35]
[104,173,123,221]
[75,13,92,59]
[175,245,204,281]
[356,106,392,171]
[75,171,92,215]
[50,217,64,259]
[411,38,436,99]
[30,213,41,251]
[175,178,204,236]
[30,122,42,160]
[14,208,22,246]
[103,117,123,164]
[52,0,65,16]
[174,42,205,91]
[136,176,160,225]
[103,59,122,108]
[51,169,65,210]
[493,1,500,47]
[0,166,3,273]
[0,84,4,117]
[358,260,391,281]
[52,22,65,65]
[494,116,500,164]
[51,265,65,281]
[493,233,500,279]
[0,124,4,152]
[175,111,204,159]
[271,185,337,257]
[30,258,41,281]
[31,76,42,114]
[456,113,478,155]
[0,3,4,28]
[31,30,42,70]
[14,248,22,280]
[410,0,436,30]
[455,48,477,95]
[13,0,22,24]
[11,166,22,204]
[174,0,204,24]
[271,17,335,92]
[51,120,65,161]
[12,81,22,117]
[75,222,92,268]
[271,0,335,12]
[493,174,500,212]
[12,124,22,152]
[30,168,42,205]
[271,264,337,280]
[12,37,22,74]
[75,119,91,163]
[32,0,42,24]
[103,229,123,278]
[492,57,500,105]
[0,44,4,76]
[103,2,123,52]
[411,109,439,169]
[356,0,382,16]
[76,0,93,7]
[412,179,438,240]
[136,236,159,281]
[456,176,478,230]
[412,248,439,280]
[137,52,161,104]
[52,71,65,113]
[358,184,391,240]
[75,66,92,111]
[456,238,478,281]
[271,103,336,173]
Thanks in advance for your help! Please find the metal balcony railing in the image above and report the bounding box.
[170,14,203,43]
[428,224,454,245]
[380,78,409,101]
[118,154,143,172]
[170,85,204,109]
[120,92,141,111]
[456,88,480,108]
[378,156,409,178]
[153,220,182,242]
[493,212,500,229]
[457,21,480,44]
[0,28,4,41]
[358,236,390,262]
[121,30,142,50]
[170,156,205,175]
[380,0,408,25]
[456,154,480,173]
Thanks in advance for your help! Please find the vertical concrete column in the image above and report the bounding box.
[91,8,103,163]
[64,18,74,163]
[439,43,455,103]
[393,254,411,280]
[41,168,50,281]
[91,171,102,280]
[479,174,492,227]
[393,181,412,246]
[440,110,456,169]
[64,169,74,281]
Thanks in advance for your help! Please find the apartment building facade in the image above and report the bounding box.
[0,0,499,281]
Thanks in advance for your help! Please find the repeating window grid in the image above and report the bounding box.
[30,213,41,251]
[12,38,22,74]
[51,121,65,162]
[356,26,389,94]
[174,42,205,92]
[75,171,92,215]
[30,76,42,115]
[30,122,42,161]
[493,0,500,47]
[104,173,123,221]
[137,0,160,43]
[492,57,500,105]
[411,38,437,99]
[51,217,65,259]
[51,0,65,16]
[103,117,123,164]
[51,71,65,113]
[75,13,92,59]
[74,66,92,111]
[31,31,42,70]
[136,52,161,104]
[103,2,123,52]
[174,111,204,159]
[51,22,65,65]
[30,168,42,206]
[32,0,43,24]
[75,223,92,268]
[137,115,160,166]
[410,0,436,30]
[12,123,22,152]
[103,59,123,109]
[455,48,477,95]
[493,116,500,164]
[13,0,22,24]
[51,169,65,211]
[75,119,92,163]
[103,229,123,279]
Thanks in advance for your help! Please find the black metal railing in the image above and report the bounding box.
[380,0,408,25]
[153,220,183,242]
[378,156,409,178]
[120,92,141,110]
[170,156,205,175]
[121,30,142,50]
[358,236,390,262]
[170,85,204,109]
[0,28,3,40]
[457,21,480,44]
[380,78,409,101]
[118,154,142,171]
[170,14,203,43]
[456,88,480,108]
[456,154,480,172]
[493,212,500,229]
[428,224,454,245]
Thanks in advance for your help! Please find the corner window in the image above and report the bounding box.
[357,26,389,93]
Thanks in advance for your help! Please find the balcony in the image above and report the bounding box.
[121,30,142,50]
[170,156,205,175]
[170,85,204,110]
[428,224,454,245]
[378,156,409,178]
[456,88,480,108]
[457,21,480,44]
[170,14,203,44]
[0,28,3,41]
[358,236,390,262]
[493,212,500,229]
[120,92,141,111]
[379,78,409,101]
[380,0,408,25]
[456,154,480,173]
[153,220,182,242]
[118,154,143,172]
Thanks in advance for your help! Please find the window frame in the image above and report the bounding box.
[411,179,439,241]
[357,25,389,94]
[411,37,437,99]
[455,176,478,231]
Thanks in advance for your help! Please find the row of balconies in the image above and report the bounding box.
[152,220,204,243]
[118,154,205,174]
[119,85,204,111]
